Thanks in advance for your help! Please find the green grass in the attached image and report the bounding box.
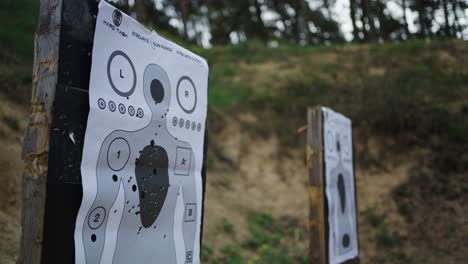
[202,212,307,264]
[0,0,38,59]
[205,39,468,153]
[222,218,235,235]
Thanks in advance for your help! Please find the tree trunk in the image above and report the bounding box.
[450,0,461,38]
[360,0,369,40]
[134,0,148,25]
[253,0,269,44]
[350,0,360,41]
[442,0,451,37]
[376,1,388,41]
[401,0,411,38]
[416,3,427,38]
[428,3,435,38]
[361,0,376,41]
[273,0,293,42]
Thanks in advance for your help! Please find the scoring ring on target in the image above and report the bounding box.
[176,76,197,114]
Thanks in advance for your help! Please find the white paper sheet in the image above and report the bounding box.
[74,2,208,263]
[323,107,359,264]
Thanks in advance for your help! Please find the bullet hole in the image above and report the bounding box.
[91,234,96,242]
[112,174,118,182]
[132,184,137,192]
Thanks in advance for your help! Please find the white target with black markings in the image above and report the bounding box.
[323,107,359,264]
[75,2,208,264]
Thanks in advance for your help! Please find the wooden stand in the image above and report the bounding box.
[307,107,328,264]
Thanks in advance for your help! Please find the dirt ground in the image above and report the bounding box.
[0,102,418,263]
[0,99,465,263]
[0,96,27,264]
[202,111,425,262]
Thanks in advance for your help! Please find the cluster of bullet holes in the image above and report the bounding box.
[135,140,170,228]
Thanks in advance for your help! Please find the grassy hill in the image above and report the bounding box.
[0,0,467,263]
[198,39,468,264]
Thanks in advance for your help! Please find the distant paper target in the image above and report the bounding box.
[323,107,359,264]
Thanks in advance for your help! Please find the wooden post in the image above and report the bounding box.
[307,107,327,264]
[20,0,64,262]
[21,0,98,262]
[307,107,360,264]
[20,1,208,263]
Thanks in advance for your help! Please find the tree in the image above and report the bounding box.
[349,0,361,41]
[441,0,452,37]
[401,0,411,38]
[360,0,378,41]
[450,0,467,38]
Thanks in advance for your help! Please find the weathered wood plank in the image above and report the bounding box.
[20,0,64,263]
[307,106,327,264]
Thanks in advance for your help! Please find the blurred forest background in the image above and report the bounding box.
[115,0,468,46]
[0,0,467,263]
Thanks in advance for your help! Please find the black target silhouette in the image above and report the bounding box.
[135,140,169,228]
[337,173,346,214]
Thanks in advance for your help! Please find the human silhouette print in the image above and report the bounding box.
[329,132,355,255]
[81,63,198,263]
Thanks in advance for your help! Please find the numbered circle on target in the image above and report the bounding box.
[107,137,130,171]
[88,206,106,229]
